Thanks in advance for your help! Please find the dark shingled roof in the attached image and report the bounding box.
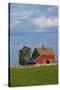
[28,57,37,62]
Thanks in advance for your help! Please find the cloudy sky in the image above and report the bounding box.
[10,3,58,66]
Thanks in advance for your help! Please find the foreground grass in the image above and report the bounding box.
[9,64,58,87]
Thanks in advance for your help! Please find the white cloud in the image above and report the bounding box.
[11,10,33,20]
[33,16,58,28]
[10,10,33,29]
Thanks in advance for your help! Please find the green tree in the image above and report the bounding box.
[18,45,31,65]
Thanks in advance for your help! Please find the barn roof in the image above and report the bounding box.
[36,48,54,55]
[28,57,36,62]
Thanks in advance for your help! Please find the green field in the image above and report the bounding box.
[9,64,58,87]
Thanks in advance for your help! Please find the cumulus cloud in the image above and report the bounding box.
[33,16,58,28]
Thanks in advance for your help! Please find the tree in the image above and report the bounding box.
[18,45,31,65]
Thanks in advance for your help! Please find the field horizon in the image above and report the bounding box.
[9,64,58,87]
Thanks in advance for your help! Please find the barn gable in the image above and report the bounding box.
[28,48,39,64]
[32,48,40,57]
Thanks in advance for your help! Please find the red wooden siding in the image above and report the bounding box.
[35,55,55,64]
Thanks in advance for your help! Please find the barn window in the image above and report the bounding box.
[46,60,50,64]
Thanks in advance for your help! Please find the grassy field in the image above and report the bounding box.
[9,64,58,87]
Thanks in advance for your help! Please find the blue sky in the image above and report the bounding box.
[10,3,58,66]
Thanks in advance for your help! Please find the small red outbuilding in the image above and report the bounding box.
[29,45,56,64]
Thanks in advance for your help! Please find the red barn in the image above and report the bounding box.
[28,45,56,64]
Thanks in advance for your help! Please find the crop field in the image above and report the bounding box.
[9,64,58,87]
